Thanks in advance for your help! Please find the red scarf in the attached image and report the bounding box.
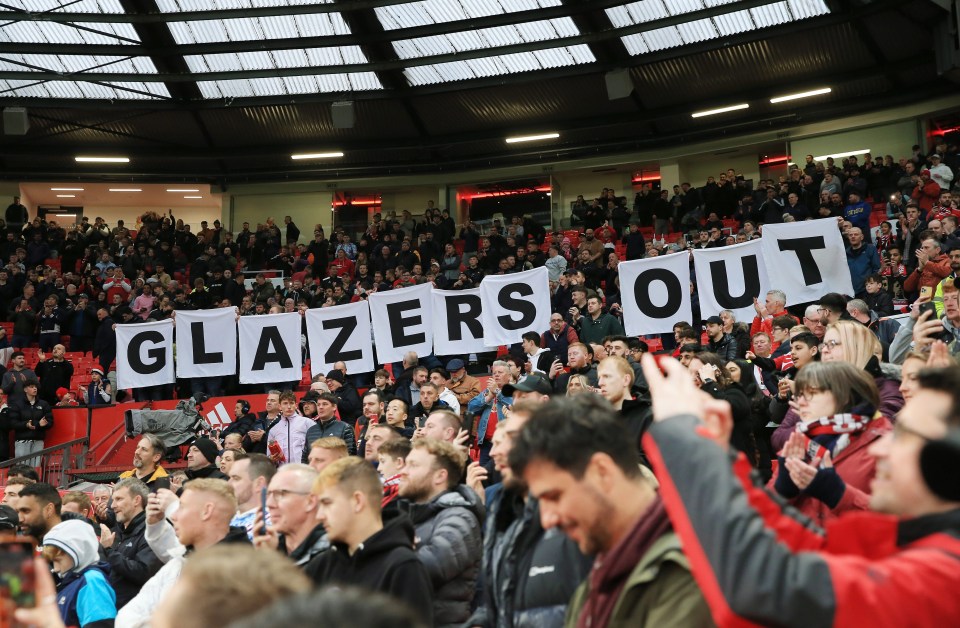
[796,412,873,465]
[577,495,670,628]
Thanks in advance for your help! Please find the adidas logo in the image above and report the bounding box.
[205,402,233,429]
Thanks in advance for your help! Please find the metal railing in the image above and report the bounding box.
[0,438,89,487]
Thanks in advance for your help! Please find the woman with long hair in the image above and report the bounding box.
[771,320,904,450]
[688,352,758,466]
[728,358,773,481]
[769,361,891,526]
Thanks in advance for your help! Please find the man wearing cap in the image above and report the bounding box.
[325,369,361,422]
[502,373,553,404]
[704,315,738,361]
[8,378,52,463]
[83,367,113,406]
[446,359,480,419]
[185,438,228,480]
[0,504,18,534]
[928,153,954,192]
[34,344,73,406]
[302,393,357,463]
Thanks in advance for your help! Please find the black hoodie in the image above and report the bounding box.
[305,512,433,626]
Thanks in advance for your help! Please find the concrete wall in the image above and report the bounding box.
[230,191,334,243]
[679,151,764,188]
[788,120,919,166]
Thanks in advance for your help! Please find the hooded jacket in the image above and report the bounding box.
[400,485,485,627]
[104,510,161,609]
[468,487,592,628]
[305,512,434,626]
[284,524,329,568]
[46,519,117,628]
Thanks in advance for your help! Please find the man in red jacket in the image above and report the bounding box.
[749,289,798,337]
[640,355,960,627]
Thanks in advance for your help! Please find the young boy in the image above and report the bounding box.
[376,438,411,508]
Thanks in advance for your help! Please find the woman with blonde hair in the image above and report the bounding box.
[772,320,904,450]
[565,374,591,396]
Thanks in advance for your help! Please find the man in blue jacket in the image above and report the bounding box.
[845,227,880,297]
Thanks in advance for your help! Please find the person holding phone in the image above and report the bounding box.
[890,279,960,364]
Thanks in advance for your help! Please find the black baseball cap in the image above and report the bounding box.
[502,373,553,397]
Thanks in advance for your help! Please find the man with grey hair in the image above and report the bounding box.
[467,360,514,465]
[847,298,900,360]
[99,477,160,608]
[254,464,327,569]
[750,288,796,337]
[802,304,826,340]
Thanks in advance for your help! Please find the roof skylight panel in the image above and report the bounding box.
[787,0,830,19]
[620,34,650,56]
[712,9,756,35]
[14,0,126,12]
[750,1,792,28]
[376,0,563,30]
[392,18,581,60]
[403,43,593,85]
[665,0,707,14]
[643,26,685,52]
[676,18,719,44]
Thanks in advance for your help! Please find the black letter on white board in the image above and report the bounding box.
[633,269,682,319]
[709,256,762,310]
[191,321,222,364]
[251,326,293,371]
[778,236,826,285]
[445,294,483,341]
[323,317,362,363]
[497,284,536,330]
[386,300,425,347]
[128,331,165,374]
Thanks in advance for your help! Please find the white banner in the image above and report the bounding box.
[116,319,175,389]
[693,239,771,322]
[174,308,237,378]
[619,252,692,335]
[238,313,303,385]
[761,218,854,305]
[432,288,496,355]
[369,283,434,365]
[305,300,375,377]
[479,267,552,346]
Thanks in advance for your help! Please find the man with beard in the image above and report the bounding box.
[466,400,591,627]
[16,482,62,542]
[509,395,710,626]
[99,478,160,609]
[228,453,277,539]
[119,434,170,491]
[398,439,483,628]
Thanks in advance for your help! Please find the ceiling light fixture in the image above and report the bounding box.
[109,188,142,192]
[56,195,76,198]
[50,187,84,191]
[505,132,560,144]
[183,196,203,199]
[770,87,832,103]
[691,103,749,118]
[75,156,130,163]
[291,152,344,160]
[167,188,199,192]
[812,149,870,161]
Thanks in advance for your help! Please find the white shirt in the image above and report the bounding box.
[439,387,460,415]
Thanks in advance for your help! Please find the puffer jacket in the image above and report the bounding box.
[301,417,356,461]
[104,511,161,609]
[467,487,592,628]
[401,486,484,628]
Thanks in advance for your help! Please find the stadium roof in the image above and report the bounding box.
[0,0,950,182]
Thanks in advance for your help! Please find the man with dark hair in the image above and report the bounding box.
[302,393,356,462]
[521,331,554,375]
[639,356,960,626]
[818,292,853,325]
[508,395,709,626]
[228,453,277,540]
[578,295,625,346]
[398,439,483,627]
[306,457,434,625]
[16,482,62,541]
[119,434,170,491]
[8,378,53,463]
[268,391,315,465]
[704,315,737,362]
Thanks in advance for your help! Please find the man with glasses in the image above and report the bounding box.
[254,463,328,570]
[904,235,952,297]
[639,356,960,626]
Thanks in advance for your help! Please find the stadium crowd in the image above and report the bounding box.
[0,140,959,627]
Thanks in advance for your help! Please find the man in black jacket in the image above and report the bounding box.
[325,370,361,422]
[302,393,356,461]
[93,307,117,373]
[306,457,433,626]
[34,344,74,405]
[184,438,227,480]
[704,315,738,362]
[598,357,653,465]
[8,379,52,463]
[99,478,160,609]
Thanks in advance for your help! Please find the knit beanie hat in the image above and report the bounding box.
[192,437,219,465]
